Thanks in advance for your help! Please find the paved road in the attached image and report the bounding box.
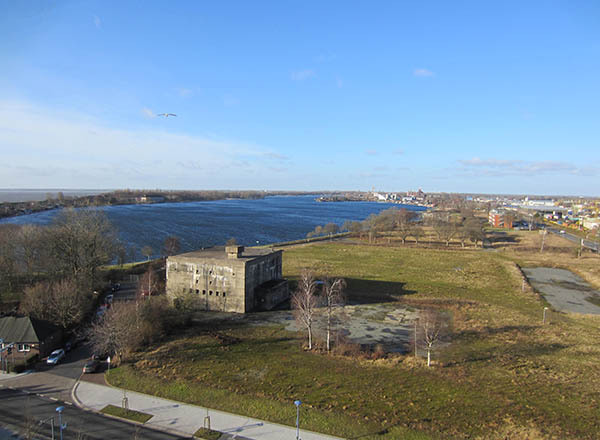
[0,388,186,440]
[0,344,91,402]
[546,227,599,252]
[111,279,139,302]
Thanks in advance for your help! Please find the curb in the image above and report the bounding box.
[71,380,193,439]
[79,379,344,440]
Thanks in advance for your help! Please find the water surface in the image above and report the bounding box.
[0,195,425,260]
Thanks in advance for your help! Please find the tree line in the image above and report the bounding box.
[0,209,119,330]
[306,207,486,247]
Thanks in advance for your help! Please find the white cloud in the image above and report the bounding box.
[291,69,316,81]
[0,100,283,188]
[457,157,597,177]
[93,15,101,29]
[413,68,435,77]
[177,88,193,97]
[141,107,155,118]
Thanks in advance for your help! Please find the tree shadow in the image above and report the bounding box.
[344,278,417,304]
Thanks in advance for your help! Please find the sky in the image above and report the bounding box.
[1,1,599,195]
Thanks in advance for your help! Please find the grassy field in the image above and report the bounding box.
[100,404,153,423]
[107,233,600,439]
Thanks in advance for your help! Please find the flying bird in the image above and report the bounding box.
[157,113,177,118]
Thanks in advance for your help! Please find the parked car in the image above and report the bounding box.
[92,352,109,361]
[46,349,65,365]
[83,359,100,373]
[111,283,121,292]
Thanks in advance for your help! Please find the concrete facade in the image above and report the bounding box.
[166,245,288,313]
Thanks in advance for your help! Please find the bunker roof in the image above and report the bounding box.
[171,245,280,262]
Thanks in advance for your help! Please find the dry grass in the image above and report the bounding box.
[108,236,600,439]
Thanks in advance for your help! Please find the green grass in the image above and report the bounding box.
[107,242,600,439]
[100,404,153,423]
[194,427,222,440]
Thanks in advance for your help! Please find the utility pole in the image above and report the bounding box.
[540,229,547,253]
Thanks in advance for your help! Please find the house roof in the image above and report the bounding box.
[0,316,59,343]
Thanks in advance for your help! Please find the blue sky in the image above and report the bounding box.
[1,1,599,195]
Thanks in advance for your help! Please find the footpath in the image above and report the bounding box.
[73,380,344,440]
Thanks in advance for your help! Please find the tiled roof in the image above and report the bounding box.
[0,316,59,343]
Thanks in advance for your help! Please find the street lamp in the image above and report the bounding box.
[56,406,66,440]
[294,400,302,440]
[543,307,549,325]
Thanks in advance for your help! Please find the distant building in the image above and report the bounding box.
[136,195,165,204]
[166,245,288,313]
[488,209,513,228]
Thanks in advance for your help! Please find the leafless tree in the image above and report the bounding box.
[417,310,449,367]
[20,278,92,329]
[432,218,457,247]
[45,208,118,284]
[321,277,346,352]
[342,220,363,237]
[306,225,323,238]
[291,270,319,350]
[410,224,424,244]
[163,236,181,256]
[225,237,238,246]
[137,268,163,298]
[141,245,153,261]
[88,303,142,362]
[323,222,340,237]
[0,225,18,298]
[464,217,485,247]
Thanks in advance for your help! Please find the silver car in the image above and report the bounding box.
[46,349,65,365]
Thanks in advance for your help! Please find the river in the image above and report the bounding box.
[0,195,425,260]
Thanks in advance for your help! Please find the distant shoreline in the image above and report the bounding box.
[0,190,324,220]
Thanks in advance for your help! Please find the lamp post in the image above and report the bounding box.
[39,415,55,440]
[543,307,549,325]
[56,406,66,440]
[294,400,302,440]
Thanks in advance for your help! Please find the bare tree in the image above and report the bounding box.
[323,222,340,237]
[432,218,457,247]
[88,303,142,362]
[20,278,92,330]
[464,217,485,247]
[321,277,346,352]
[342,220,363,237]
[417,310,449,367]
[141,245,153,261]
[225,237,238,246]
[45,208,118,284]
[291,270,319,350]
[0,225,17,298]
[306,225,323,238]
[162,235,181,257]
[137,268,163,298]
[409,224,424,244]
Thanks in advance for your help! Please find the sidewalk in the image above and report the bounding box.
[73,381,344,440]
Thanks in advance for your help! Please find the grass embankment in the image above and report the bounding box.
[108,237,600,439]
[194,427,223,440]
[100,404,153,423]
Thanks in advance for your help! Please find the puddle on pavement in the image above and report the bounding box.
[522,267,600,315]
[249,303,418,353]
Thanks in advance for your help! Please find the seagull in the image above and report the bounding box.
[157,113,177,118]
